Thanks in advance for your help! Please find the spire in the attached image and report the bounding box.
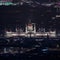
[28,19,32,24]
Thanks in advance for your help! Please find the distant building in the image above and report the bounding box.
[5,21,56,38]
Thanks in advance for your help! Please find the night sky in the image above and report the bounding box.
[0,5,52,24]
[0,0,60,30]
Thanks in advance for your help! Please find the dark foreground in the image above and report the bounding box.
[0,37,60,60]
[0,55,60,60]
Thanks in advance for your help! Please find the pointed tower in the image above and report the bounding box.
[25,20,36,34]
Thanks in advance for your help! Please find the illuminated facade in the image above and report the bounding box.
[5,21,56,38]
